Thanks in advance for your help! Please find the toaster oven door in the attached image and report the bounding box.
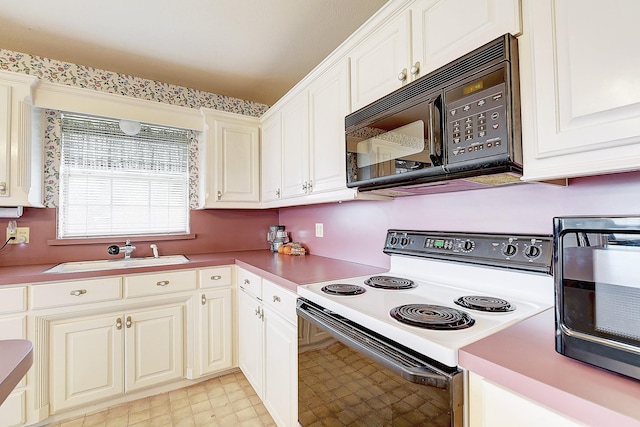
[555,217,640,380]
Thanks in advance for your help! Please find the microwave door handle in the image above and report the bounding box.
[428,97,443,166]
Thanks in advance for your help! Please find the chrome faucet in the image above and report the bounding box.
[107,239,137,259]
[150,244,159,259]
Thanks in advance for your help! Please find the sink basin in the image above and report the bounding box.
[44,255,190,274]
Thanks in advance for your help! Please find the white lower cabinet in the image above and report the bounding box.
[468,372,584,426]
[0,287,27,427]
[197,288,233,376]
[263,304,297,427]
[238,271,298,427]
[50,304,184,413]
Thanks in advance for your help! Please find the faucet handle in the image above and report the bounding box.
[125,239,131,246]
[107,245,120,255]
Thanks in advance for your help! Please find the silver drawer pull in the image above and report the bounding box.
[116,317,123,330]
[273,295,281,303]
[244,279,250,285]
[211,275,222,280]
[156,280,170,287]
[201,294,207,306]
[70,289,87,296]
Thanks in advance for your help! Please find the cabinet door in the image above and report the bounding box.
[520,0,640,181]
[281,92,310,199]
[263,309,297,427]
[0,84,10,201]
[308,59,351,194]
[125,305,184,391]
[468,372,584,426]
[50,315,124,412]
[261,113,283,202]
[197,288,233,376]
[238,288,264,397]
[214,118,260,203]
[350,10,411,111]
[413,0,521,76]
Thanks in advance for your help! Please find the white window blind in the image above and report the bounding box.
[59,113,190,239]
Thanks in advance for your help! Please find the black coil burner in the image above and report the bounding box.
[321,284,366,296]
[365,275,416,290]
[454,296,515,312]
[390,304,475,330]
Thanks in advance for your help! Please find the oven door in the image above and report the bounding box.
[346,91,444,190]
[297,298,463,427]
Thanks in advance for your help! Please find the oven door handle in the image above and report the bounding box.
[297,300,457,389]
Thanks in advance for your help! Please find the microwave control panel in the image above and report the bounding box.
[384,230,552,274]
[445,70,510,164]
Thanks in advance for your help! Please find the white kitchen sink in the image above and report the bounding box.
[44,255,190,274]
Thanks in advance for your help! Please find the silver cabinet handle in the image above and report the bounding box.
[244,279,250,285]
[211,275,222,280]
[258,306,264,320]
[217,191,222,200]
[0,182,5,195]
[70,289,87,296]
[126,316,132,328]
[156,280,170,287]
[410,62,420,75]
[116,317,123,330]
[398,68,407,81]
[272,295,281,303]
[308,180,313,193]
[276,189,281,198]
[302,181,308,192]
[201,293,207,306]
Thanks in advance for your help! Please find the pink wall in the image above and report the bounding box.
[3,171,639,269]
[0,208,279,267]
[279,171,640,268]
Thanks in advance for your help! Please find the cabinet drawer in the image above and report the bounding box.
[238,268,262,299]
[0,287,26,314]
[199,266,233,288]
[30,277,122,310]
[125,270,197,298]
[263,280,297,325]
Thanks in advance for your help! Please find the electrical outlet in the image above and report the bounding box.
[6,227,29,244]
[315,223,324,238]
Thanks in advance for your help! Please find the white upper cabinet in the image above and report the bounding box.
[349,0,521,111]
[0,70,42,208]
[202,109,260,207]
[260,112,283,203]
[281,91,310,199]
[308,59,352,194]
[350,10,412,111]
[520,0,640,181]
[414,0,521,76]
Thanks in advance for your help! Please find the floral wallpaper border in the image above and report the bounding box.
[1,47,269,208]
[0,49,269,117]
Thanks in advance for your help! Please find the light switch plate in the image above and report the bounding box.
[315,223,324,238]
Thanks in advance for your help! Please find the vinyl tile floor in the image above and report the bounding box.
[44,371,276,427]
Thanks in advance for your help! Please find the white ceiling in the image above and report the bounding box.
[0,0,389,105]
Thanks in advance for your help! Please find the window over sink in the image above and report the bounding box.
[58,113,190,239]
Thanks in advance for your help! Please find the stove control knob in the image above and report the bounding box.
[524,245,542,260]
[461,240,475,252]
[502,243,518,257]
[399,236,410,246]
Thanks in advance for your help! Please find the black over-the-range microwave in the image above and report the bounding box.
[345,34,523,196]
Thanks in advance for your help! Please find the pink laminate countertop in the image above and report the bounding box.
[459,308,640,427]
[0,339,33,406]
[0,250,388,292]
